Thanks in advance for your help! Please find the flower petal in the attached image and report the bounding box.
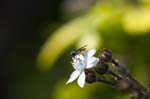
[77,54,84,61]
[72,62,85,71]
[85,49,96,58]
[86,57,99,68]
[66,71,80,84]
[77,72,85,88]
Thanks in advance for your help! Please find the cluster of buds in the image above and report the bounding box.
[66,46,149,99]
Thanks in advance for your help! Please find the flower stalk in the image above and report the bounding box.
[98,48,149,99]
[66,47,150,99]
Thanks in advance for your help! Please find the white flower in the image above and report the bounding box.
[66,49,99,88]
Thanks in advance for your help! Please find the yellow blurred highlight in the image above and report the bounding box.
[37,13,104,71]
[140,0,150,6]
[77,32,102,49]
[122,8,150,34]
[37,17,90,71]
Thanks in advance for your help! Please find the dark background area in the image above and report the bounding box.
[1,0,62,98]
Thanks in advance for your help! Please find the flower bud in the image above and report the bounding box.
[100,48,112,62]
[85,70,96,84]
[111,59,129,75]
[95,64,109,75]
[102,48,112,55]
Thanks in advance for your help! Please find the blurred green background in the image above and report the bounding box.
[1,0,150,99]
